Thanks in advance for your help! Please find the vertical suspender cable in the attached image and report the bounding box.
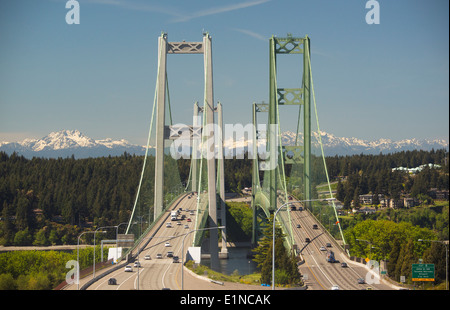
[306,46,347,250]
[125,36,163,234]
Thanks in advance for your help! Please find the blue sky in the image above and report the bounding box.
[0,0,448,145]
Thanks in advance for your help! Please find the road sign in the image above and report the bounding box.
[117,234,135,247]
[412,264,435,281]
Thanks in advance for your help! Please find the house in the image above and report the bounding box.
[359,194,373,205]
[389,199,404,209]
[429,188,449,200]
[359,194,384,205]
[352,206,376,214]
[403,197,417,208]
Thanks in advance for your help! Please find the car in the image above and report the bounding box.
[326,243,332,247]
[172,256,179,263]
[165,242,171,247]
[166,251,173,257]
[177,221,182,225]
[305,238,311,243]
[312,224,318,229]
[187,218,192,222]
[166,222,172,228]
[108,278,117,285]
[156,253,162,259]
[320,246,327,251]
[144,254,151,260]
[184,224,189,229]
[331,285,340,290]
[134,261,141,268]
[296,224,301,228]
[124,265,132,272]
[340,262,348,268]
[189,211,195,215]
[298,207,303,211]
[357,278,365,284]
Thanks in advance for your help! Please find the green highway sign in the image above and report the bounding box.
[412,264,435,281]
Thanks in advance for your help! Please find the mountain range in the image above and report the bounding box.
[0,129,448,159]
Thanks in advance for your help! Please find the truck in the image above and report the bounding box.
[171,211,177,221]
[326,251,336,263]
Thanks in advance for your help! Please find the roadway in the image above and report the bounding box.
[66,193,394,291]
[282,201,394,290]
[65,193,271,291]
[63,193,197,290]
[89,193,199,290]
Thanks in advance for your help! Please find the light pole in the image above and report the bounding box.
[181,226,226,290]
[418,239,449,290]
[93,226,115,278]
[115,222,128,264]
[272,198,335,290]
[77,230,100,290]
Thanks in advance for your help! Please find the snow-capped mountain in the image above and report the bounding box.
[223,130,448,156]
[0,129,447,159]
[0,130,146,158]
[277,131,448,156]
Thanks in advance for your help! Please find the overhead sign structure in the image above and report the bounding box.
[117,234,134,248]
[412,264,435,281]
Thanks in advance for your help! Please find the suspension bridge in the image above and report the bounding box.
[65,32,398,291]
[121,32,346,271]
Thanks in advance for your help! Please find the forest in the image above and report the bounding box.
[0,149,447,247]
[0,148,448,288]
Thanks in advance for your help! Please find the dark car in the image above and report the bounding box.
[357,278,365,284]
[340,262,348,268]
[305,238,311,243]
[108,278,117,285]
[312,224,318,229]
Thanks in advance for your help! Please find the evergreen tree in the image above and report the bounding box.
[252,215,301,286]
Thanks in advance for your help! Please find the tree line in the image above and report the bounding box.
[332,149,449,208]
[345,219,447,286]
[0,246,107,290]
[0,151,252,246]
[1,149,448,247]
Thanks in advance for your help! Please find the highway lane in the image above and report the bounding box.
[279,201,393,290]
[87,193,199,290]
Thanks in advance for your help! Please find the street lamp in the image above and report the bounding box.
[115,222,128,264]
[93,226,115,278]
[272,198,335,290]
[418,239,449,290]
[76,230,104,290]
[181,226,226,290]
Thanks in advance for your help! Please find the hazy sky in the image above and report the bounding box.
[0,0,448,145]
